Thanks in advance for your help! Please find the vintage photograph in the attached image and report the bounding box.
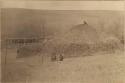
[1,8,125,83]
[0,0,124,2]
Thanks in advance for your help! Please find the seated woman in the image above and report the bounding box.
[59,54,64,61]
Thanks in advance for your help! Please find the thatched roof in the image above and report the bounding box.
[57,23,99,45]
[40,23,99,54]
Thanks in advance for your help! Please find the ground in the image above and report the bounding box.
[1,49,125,83]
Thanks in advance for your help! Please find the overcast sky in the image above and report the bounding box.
[1,8,124,39]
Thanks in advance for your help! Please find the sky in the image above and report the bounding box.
[1,8,124,40]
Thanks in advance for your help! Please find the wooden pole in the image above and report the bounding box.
[42,21,45,64]
[4,38,8,82]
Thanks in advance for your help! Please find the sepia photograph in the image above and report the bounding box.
[0,0,124,2]
[0,1,125,83]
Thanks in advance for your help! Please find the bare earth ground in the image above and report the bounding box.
[1,49,125,83]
